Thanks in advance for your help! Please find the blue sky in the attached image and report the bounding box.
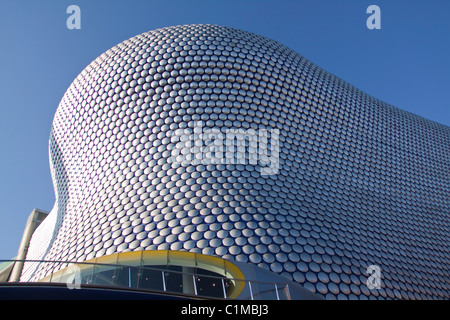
[0,0,448,259]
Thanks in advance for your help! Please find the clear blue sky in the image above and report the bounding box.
[0,0,449,259]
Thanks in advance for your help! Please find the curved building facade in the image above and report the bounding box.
[21,24,449,299]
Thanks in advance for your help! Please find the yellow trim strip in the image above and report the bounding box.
[38,250,245,299]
